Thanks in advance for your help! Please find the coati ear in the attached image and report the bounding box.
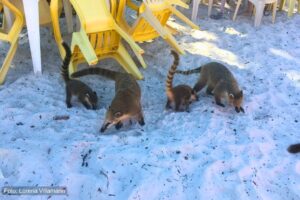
[114,112,123,118]
[229,93,234,99]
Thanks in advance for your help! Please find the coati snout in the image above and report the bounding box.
[229,91,244,113]
[84,92,98,110]
[100,109,127,132]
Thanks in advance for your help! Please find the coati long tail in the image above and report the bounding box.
[288,143,300,154]
[166,50,179,101]
[71,67,118,81]
[61,42,72,82]
[175,66,202,75]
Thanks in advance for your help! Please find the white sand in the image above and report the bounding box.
[0,5,300,200]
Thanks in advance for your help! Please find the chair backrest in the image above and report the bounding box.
[116,0,172,41]
[70,0,123,62]
[0,0,24,42]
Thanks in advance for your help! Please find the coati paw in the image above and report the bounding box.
[67,104,72,108]
[115,122,123,130]
[216,102,225,107]
[138,118,145,126]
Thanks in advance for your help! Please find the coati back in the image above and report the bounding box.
[71,68,145,132]
[175,62,244,113]
[165,51,198,112]
[288,143,300,154]
[61,42,98,110]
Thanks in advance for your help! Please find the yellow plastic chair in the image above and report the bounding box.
[279,0,300,17]
[116,0,199,54]
[0,0,24,84]
[7,0,52,26]
[51,0,146,80]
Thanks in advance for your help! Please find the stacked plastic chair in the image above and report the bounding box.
[116,0,199,54]
[51,0,146,80]
[0,0,24,84]
[279,0,300,17]
[233,0,278,27]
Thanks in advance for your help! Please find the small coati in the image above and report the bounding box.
[287,143,300,154]
[71,67,145,132]
[166,50,198,112]
[175,62,245,113]
[61,42,98,110]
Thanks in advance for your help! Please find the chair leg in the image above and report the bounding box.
[220,0,226,13]
[116,44,143,80]
[254,1,265,27]
[233,0,242,20]
[192,0,200,22]
[169,6,199,29]
[0,42,18,84]
[23,0,42,74]
[272,1,277,23]
[279,0,286,10]
[288,0,296,17]
[208,0,213,16]
[63,0,73,33]
[3,6,14,31]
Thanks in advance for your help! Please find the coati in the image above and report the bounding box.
[166,50,198,112]
[175,62,245,113]
[61,42,98,110]
[287,143,300,154]
[71,67,145,132]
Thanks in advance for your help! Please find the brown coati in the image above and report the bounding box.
[165,50,198,112]
[71,67,145,132]
[175,62,245,113]
[287,143,300,154]
[61,42,98,110]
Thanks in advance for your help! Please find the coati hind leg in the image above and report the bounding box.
[206,85,214,95]
[66,87,72,108]
[193,78,207,93]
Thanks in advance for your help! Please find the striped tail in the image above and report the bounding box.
[71,67,118,81]
[166,50,179,101]
[60,42,72,82]
[288,143,300,154]
[175,66,202,75]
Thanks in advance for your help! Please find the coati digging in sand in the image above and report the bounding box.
[166,50,198,112]
[71,67,145,133]
[61,42,98,110]
[287,143,300,154]
[175,62,245,113]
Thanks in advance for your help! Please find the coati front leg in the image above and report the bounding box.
[175,100,181,112]
[138,110,145,126]
[66,87,72,108]
[214,95,225,107]
[165,99,172,110]
[138,116,145,126]
[184,98,190,112]
[213,81,225,107]
[82,101,92,110]
[115,121,123,130]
